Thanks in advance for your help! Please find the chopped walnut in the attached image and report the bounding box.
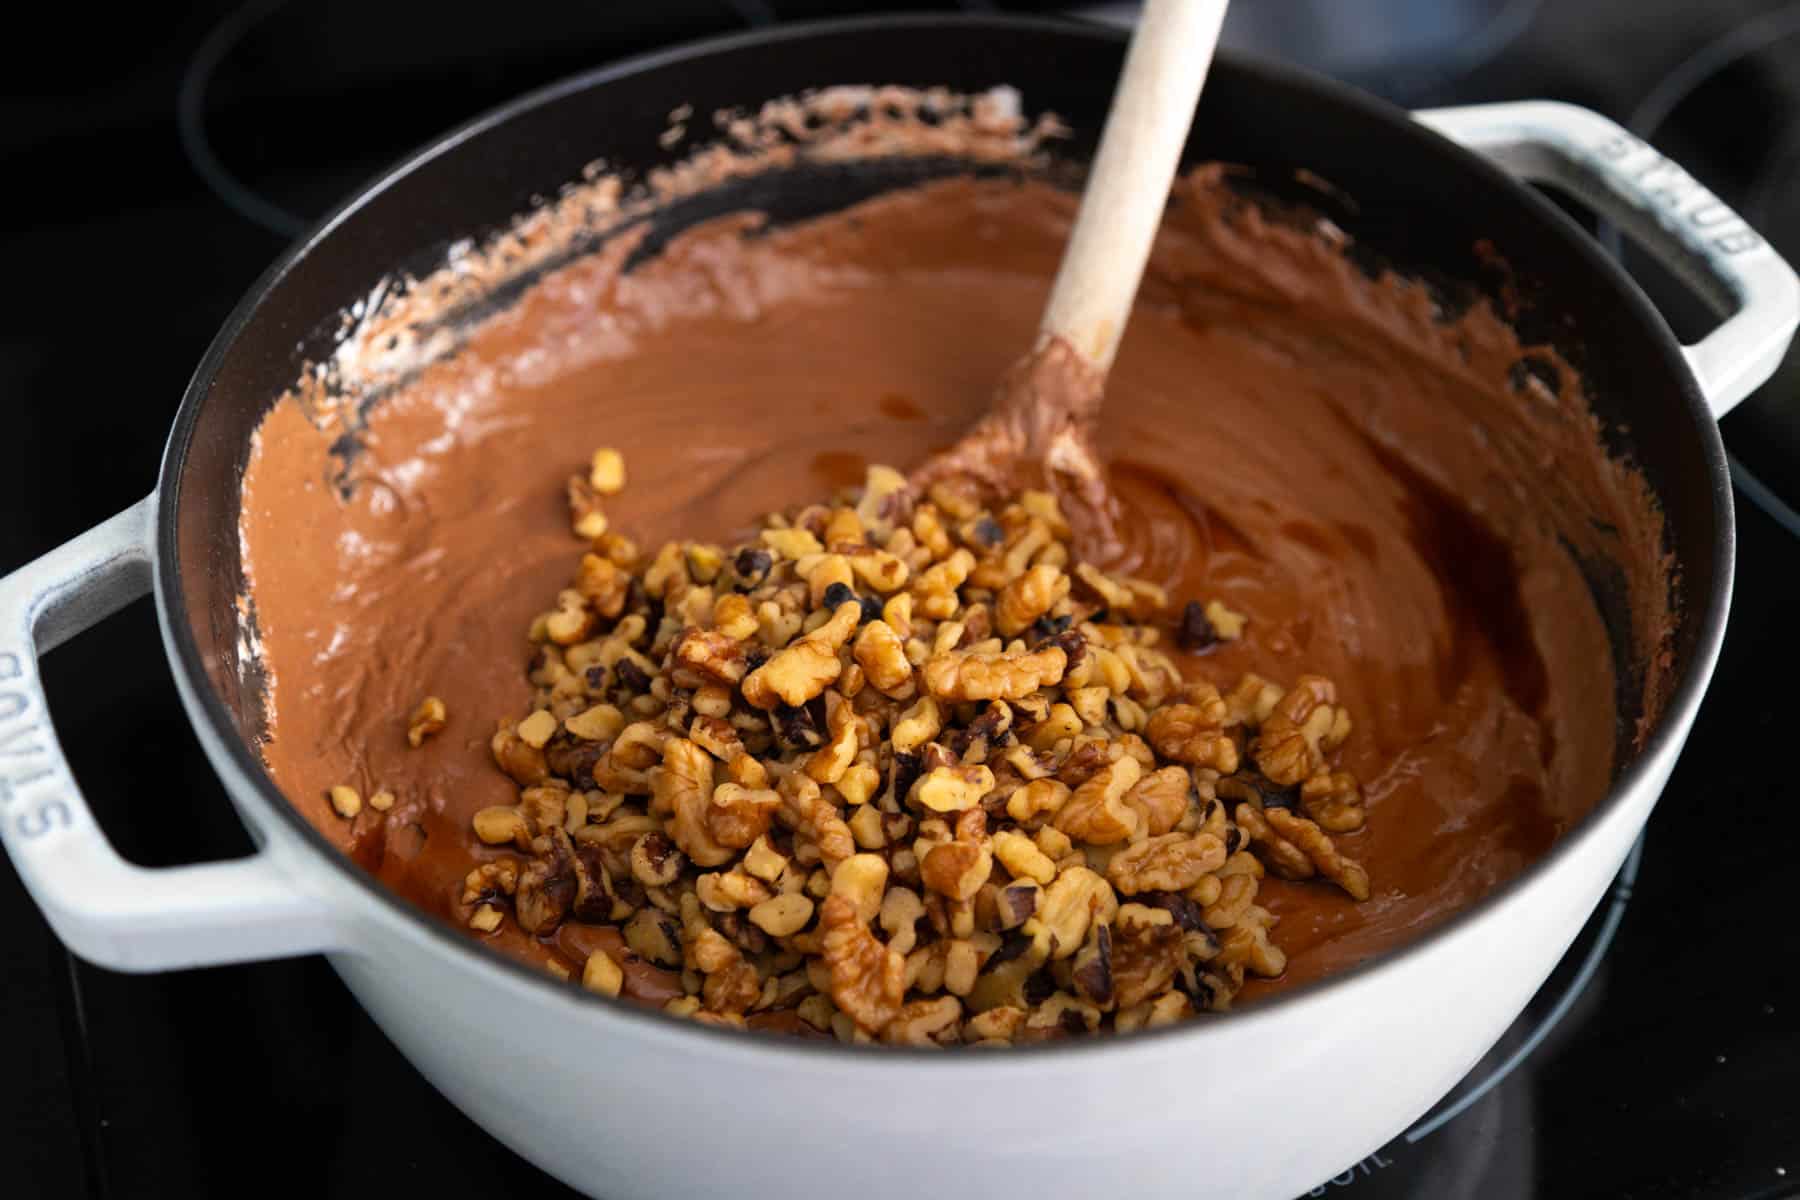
[574,556,630,624]
[707,783,781,851]
[829,853,891,925]
[919,810,994,901]
[1145,695,1240,774]
[995,563,1071,637]
[882,995,962,1046]
[407,696,447,747]
[1254,675,1350,785]
[514,829,577,934]
[1233,801,1316,882]
[658,737,730,868]
[1125,765,1191,836]
[628,830,686,888]
[1106,832,1228,896]
[741,602,859,709]
[461,859,520,905]
[820,894,906,1033]
[1204,600,1246,640]
[564,703,626,742]
[516,709,560,750]
[890,696,944,754]
[588,447,626,495]
[473,805,531,848]
[582,948,624,997]
[1030,866,1117,960]
[850,546,910,593]
[853,619,916,699]
[748,892,815,937]
[671,627,748,686]
[1300,771,1366,832]
[1053,756,1141,845]
[1201,868,1257,932]
[784,774,857,869]
[567,474,609,540]
[1218,905,1287,978]
[991,829,1056,886]
[1005,778,1071,823]
[1112,907,1186,1009]
[1263,806,1370,900]
[912,763,996,814]
[922,644,1068,702]
[327,785,361,819]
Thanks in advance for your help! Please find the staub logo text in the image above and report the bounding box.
[1597,132,1764,257]
[0,652,70,840]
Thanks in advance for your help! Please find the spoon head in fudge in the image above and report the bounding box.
[911,0,1226,554]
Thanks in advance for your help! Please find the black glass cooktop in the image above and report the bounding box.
[3,3,1798,1197]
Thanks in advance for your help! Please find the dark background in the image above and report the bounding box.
[3,2,1797,1197]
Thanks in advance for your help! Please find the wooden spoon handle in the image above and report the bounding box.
[1039,0,1227,371]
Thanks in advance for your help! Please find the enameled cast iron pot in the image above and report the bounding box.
[3,17,1796,1200]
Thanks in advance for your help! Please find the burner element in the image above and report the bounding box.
[176,0,757,240]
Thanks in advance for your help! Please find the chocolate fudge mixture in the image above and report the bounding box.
[239,164,1667,1009]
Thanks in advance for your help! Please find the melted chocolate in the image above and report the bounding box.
[239,170,1668,999]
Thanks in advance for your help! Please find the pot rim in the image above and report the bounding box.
[155,12,1734,1068]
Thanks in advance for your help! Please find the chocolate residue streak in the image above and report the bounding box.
[239,160,1670,1000]
[809,450,869,491]
[879,392,925,421]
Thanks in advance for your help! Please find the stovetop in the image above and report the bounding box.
[3,2,1798,1197]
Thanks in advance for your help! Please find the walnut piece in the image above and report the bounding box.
[407,696,447,747]
[1263,806,1370,900]
[1106,832,1228,896]
[1053,756,1141,845]
[1253,675,1350,785]
[1233,801,1316,882]
[1031,866,1117,960]
[741,602,860,709]
[659,737,732,868]
[1112,909,1186,1009]
[853,619,916,699]
[1125,765,1191,836]
[995,563,1070,637]
[912,764,996,813]
[919,810,993,901]
[922,644,1068,702]
[820,894,906,1033]
[1300,771,1366,832]
[671,627,748,685]
[1145,695,1240,773]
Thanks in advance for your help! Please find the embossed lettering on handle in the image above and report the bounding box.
[1416,101,1799,418]
[0,650,72,841]
[1591,130,1765,258]
[0,498,341,971]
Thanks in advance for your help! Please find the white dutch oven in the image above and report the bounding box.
[3,18,1795,1200]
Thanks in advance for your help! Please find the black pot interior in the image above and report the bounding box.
[164,16,1720,840]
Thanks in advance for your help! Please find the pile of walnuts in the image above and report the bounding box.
[460,452,1370,1045]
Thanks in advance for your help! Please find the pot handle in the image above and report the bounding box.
[1415,100,1800,418]
[0,498,342,971]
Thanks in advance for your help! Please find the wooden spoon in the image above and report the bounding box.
[913,0,1228,546]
